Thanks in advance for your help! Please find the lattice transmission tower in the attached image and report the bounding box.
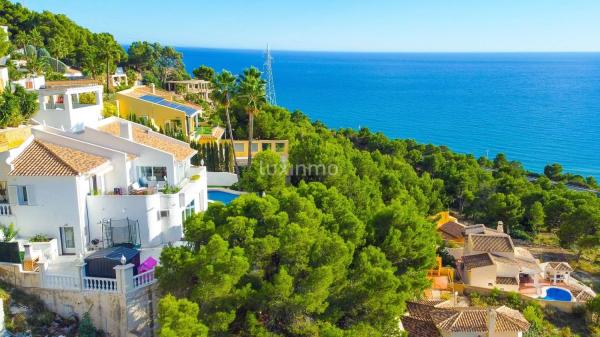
[264,44,277,105]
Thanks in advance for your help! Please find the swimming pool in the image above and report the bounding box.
[541,287,572,302]
[208,190,241,204]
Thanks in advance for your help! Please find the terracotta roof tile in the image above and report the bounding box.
[98,121,196,161]
[462,253,494,270]
[10,140,108,176]
[407,302,438,320]
[496,277,518,285]
[470,234,514,253]
[548,262,574,272]
[438,221,465,240]
[404,302,529,334]
[432,307,530,333]
[490,253,518,265]
[401,316,441,337]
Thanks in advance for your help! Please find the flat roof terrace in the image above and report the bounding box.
[120,86,204,117]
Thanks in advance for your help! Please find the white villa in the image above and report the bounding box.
[0,81,208,256]
[165,79,212,101]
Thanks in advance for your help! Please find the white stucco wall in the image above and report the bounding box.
[34,85,103,132]
[86,194,165,247]
[5,176,86,254]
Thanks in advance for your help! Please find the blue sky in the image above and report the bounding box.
[19,0,600,52]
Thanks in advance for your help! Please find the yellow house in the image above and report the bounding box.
[232,139,289,164]
[116,85,206,140]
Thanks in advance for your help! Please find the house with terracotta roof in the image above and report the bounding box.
[433,211,504,244]
[401,300,530,337]
[540,262,574,284]
[458,227,542,292]
[0,83,208,256]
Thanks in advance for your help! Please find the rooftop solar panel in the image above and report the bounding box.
[139,94,199,116]
[140,94,164,104]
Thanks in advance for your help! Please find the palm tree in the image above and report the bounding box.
[238,67,266,167]
[211,70,240,176]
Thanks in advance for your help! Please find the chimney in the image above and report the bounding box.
[487,308,497,337]
[497,221,504,233]
[120,121,133,140]
[150,83,156,94]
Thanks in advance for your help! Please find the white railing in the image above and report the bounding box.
[133,269,156,289]
[40,266,156,293]
[43,274,80,291]
[0,204,11,216]
[82,276,118,293]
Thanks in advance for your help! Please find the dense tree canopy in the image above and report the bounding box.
[159,184,437,336]
[0,85,38,128]
[0,0,126,77]
[127,41,188,86]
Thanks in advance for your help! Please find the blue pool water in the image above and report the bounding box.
[178,48,600,179]
[208,190,240,204]
[542,287,572,302]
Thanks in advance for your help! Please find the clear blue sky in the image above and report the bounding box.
[18,0,600,52]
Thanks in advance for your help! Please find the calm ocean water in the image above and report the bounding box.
[177,48,600,178]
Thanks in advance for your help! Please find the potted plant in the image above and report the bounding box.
[28,233,59,260]
[0,223,21,263]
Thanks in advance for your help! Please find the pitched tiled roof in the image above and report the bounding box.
[438,221,465,240]
[98,121,196,161]
[10,140,108,176]
[548,262,574,272]
[496,277,518,285]
[407,302,439,320]
[404,302,530,335]
[431,307,530,333]
[490,253,518,265]
[401,316,441,337]
[470,234,514,253]
[494,306,531,331]
[568,287,596,302]
[462,253,494,270]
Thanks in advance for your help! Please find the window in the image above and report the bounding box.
[234,143,245,152]
[185,200,195,219]
[251,143,259,152]
[262,143,272,151]
[17,186,29,205]
[159,210,170,218]
[137,166,167,186]
[275,142,286,153]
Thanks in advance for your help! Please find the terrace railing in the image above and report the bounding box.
[133,269,156,289]
[42,273,80,291]
[82,276,118,293]
[0,204,12,216]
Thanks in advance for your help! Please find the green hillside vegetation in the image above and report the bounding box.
[0,0,125,79]
[156,66,600,336]
[1,2,599,334]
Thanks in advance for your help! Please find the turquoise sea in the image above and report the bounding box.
[177,48,600,179]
